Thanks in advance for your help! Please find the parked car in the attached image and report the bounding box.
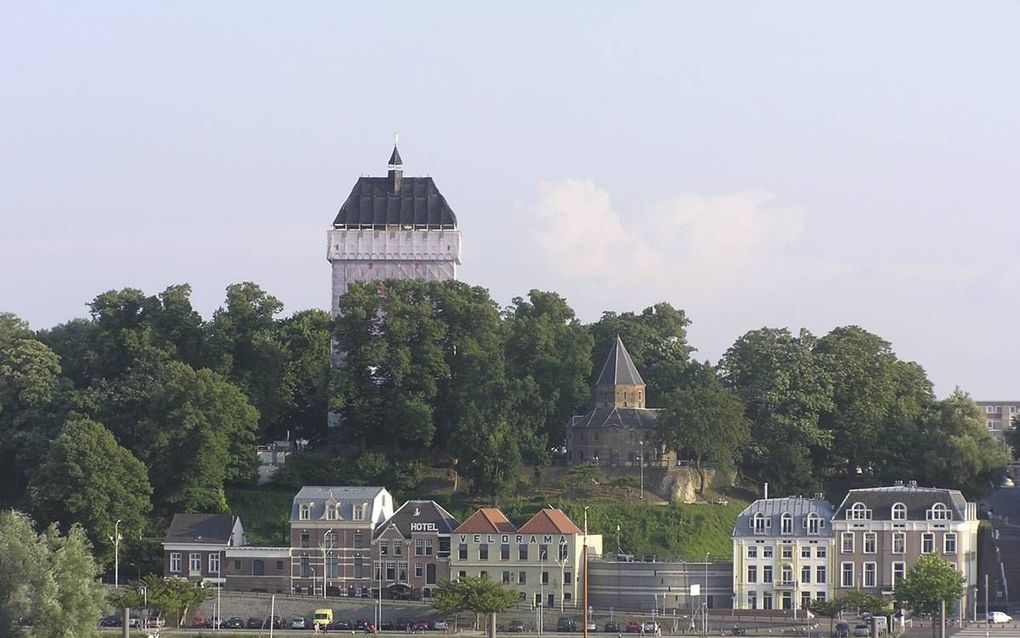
[989,611,1013,624]
[558,617,578,632]
[413,619,433,631]
[224,617,245,629]
[587,620,598,632]
[247,617,265,629]
[642,622,659,634]
[625,621,643,633]
[851,624,870,637]
[272,616,285,629]
[99,615,121,627]
[380,620,395,631]
[330,619,352,631]
[434,620,449,631]
[291,616,308,630]
[605,621,620,633]
[508,619,525,632]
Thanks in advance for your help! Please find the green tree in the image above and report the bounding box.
[111,574,212,628]
[919,390,1009,497]
[895,553,966,621]
[433,576,520,638]
[450,408,522,503]
[28,417,153,564]
[504,290,593,447]
[658,367,750,494]
[589,303,694,405]
[0,511,106,638]
[720,328,833,494]
[277,309,332,442]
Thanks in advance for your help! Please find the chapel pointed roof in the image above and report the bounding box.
[594,335,644,387]
[388,145,402,166]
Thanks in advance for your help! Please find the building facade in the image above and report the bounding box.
[732,497,835,611]
[588,558,733,613]
[566,336,672,467]
[831,483,978,613]
[976,401,1020,445]
[327,146,462,317]
[373,500,460,600]
[451,508,603,610]
[289,486,395,596]
[162,514,246,586]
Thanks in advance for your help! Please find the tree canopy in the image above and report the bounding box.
[895,553,966,618]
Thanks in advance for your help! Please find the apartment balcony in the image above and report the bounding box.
[772,580,798,590]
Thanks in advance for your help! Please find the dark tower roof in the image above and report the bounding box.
[594,335,645,387]
[332,147,457,230]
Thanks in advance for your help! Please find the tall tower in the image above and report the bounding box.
[592,335,646,409]
[327,145,463,316]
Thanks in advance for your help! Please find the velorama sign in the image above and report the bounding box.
[458,534,571,545]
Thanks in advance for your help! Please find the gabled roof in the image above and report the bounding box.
[291,486,390,523]
[595,336,644,387]
[374,500,460,539]
[570,407,660,429]
[453,508,516,534]
[833,485,970,521]
[733,497,834,538]
[164,514,238,545]
[518,508,583,535]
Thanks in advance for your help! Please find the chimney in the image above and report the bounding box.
[764,482,769,500]
[814,492,824,500]
[893,480,904,487]
[908,480,918,488]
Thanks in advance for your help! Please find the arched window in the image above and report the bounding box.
[891,503,907,520]
[781,512,793,535]
[847,502,871,520]
[806,513,821,535]
[752,512,769,534]
[928,503,951,521]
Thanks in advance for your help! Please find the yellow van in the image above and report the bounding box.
[313,609,333,629]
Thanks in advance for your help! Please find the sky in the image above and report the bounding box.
[2,2,1018,398]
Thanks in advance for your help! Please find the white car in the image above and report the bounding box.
[988,611,1012,624]
[291,617,307,629]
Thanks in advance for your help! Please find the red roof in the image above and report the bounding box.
[453,508,516,534]
[518,508,582,535]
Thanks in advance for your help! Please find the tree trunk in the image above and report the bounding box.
[487,613,496,638]
[696,457,706,494]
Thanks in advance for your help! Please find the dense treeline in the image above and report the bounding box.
[0,279,1009,574]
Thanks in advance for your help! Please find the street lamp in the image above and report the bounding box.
[323,529,333,601]
[108,519,123,588]
[556,539,569,613]
[703,553,710,638]
[539,547,547,636]
[638,441,645,500]
[311,566,317,598]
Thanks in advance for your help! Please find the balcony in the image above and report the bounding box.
[772,580,798,589]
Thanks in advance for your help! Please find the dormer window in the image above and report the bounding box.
[752,512,770,535]
[781,513,793,535]
[326,502,341,520]
[927,503,951,521]
[891,503,907,521]
[806,513,821,535]
[353,503,367,521]
[846,502,872,520]
[300,503,312,521]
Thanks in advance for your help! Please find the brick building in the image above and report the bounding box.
[373,500,460,600]
[162,514,245,586]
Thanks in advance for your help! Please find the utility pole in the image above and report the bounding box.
[638,441,645,500]
[110,519,122,588]
[323,529,333,601]
[583,507,589,638]
[703,553,710,638]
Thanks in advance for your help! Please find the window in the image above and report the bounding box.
[415,563,423,578]
[763,546,774,559]
[519,571,527,585]
[841,532,854,553]
[425,539,433,556]
[301,556,311,578]
[301,533,310,549]
[276,560,284,571]
[500,544,510,560]
[534,593,541,606]
[807,514,821,535]
[327,557,338,578]
[415,538,425,556]
[841,563,854,588]
[480,570,488,579]
[747,546,758,559]
[801,592,812,611]
[502,571,512,584]
[539,544,548,560]
[459,570,467,580]
[781,565,793,585]
[863,562,876,588]
[479,544,489,561]
[892,532,905,554]
[189,553,202,574]
[324,531,338,547]
[801,565,811,584]
[802,546,812,559]
[326,502,340,520]
[816,592,827,603]
[781,545,793,559]
[781,513,793,535]
[564,592,573,602]
[986,405,998,414]
[459,544,468,560]
[170,552,181,573]
[762,565,773,583]
[922,533,935,554]
[254,559,265,576]
[748,592,757,610]
[353,504,366,521]
[564,572,572,585]
[892,503,907,520]
[847,502,871,520]
[542,571,549,585]
[300,503,311,520]
[928,503,951,521]
[816,546,826,559]
[354,532,364,549]
[354,556,364,579]
[386,562,396,580]
[892,562,905,587]
[989,420,1003,431]
[763,593,773,610]
[864,533,876,554]
[381,544,390,557]
[558,543,569,560]
[782,592,793,610]
[209,553,220,574]
[753,513,769,535]
[519,544,529,560]
[944,533,957,554]
[816,566,826,584]
[747,566,758,583]
[234,560,241,570]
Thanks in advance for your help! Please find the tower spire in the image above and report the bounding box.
[387,134,402,193]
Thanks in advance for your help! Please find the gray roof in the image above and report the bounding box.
[733,497,834,538]
[388,145,402,166]
[570,406,660,429]
[291,486,388,522]
[374,500,460,539]
[833,485,970,521]
[595,336,644,387]
[165,514,237,544]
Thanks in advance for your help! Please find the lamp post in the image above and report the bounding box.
[540,547,547,636]
[557,539,568,613]
[703,553,710,637]
[311,566,317,598]
[638,441,645,500]
[323,529,333,600]
[378,543,384,631]
[109,519,123,588]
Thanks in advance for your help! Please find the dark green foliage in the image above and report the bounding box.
[895,553,965,618]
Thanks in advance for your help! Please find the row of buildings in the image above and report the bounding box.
[162,482,978,615]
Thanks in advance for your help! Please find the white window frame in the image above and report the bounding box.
[927,503,951,521]
[747,545,758,559]
[763,546,774,559]
[326,502,340,520]
[781,513,793,535]
[841,532,854,553]
[892,561,905,587]
[816,546,827,559]
[892,532,905,554]
[891,503,907,520]
[847,502,872,520]
[863,562,876,588]
[944,533,957,554]
[781,545,793,559]
[863,532,877,554]
[841,562,854,588]
[801,565,811,584]
[300,503,312,521]
[922,532,935,554]
[353,503,367,521]
[781,565,794,586]
[189,552,202,575]
[807,513,821,535]
[816,565,827,584]
[170,552,182,573]
[762,565,773,584]
[747,565,757,583]
[801,546,812,559]
[209,553,220,574]
[753,513,769,535]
